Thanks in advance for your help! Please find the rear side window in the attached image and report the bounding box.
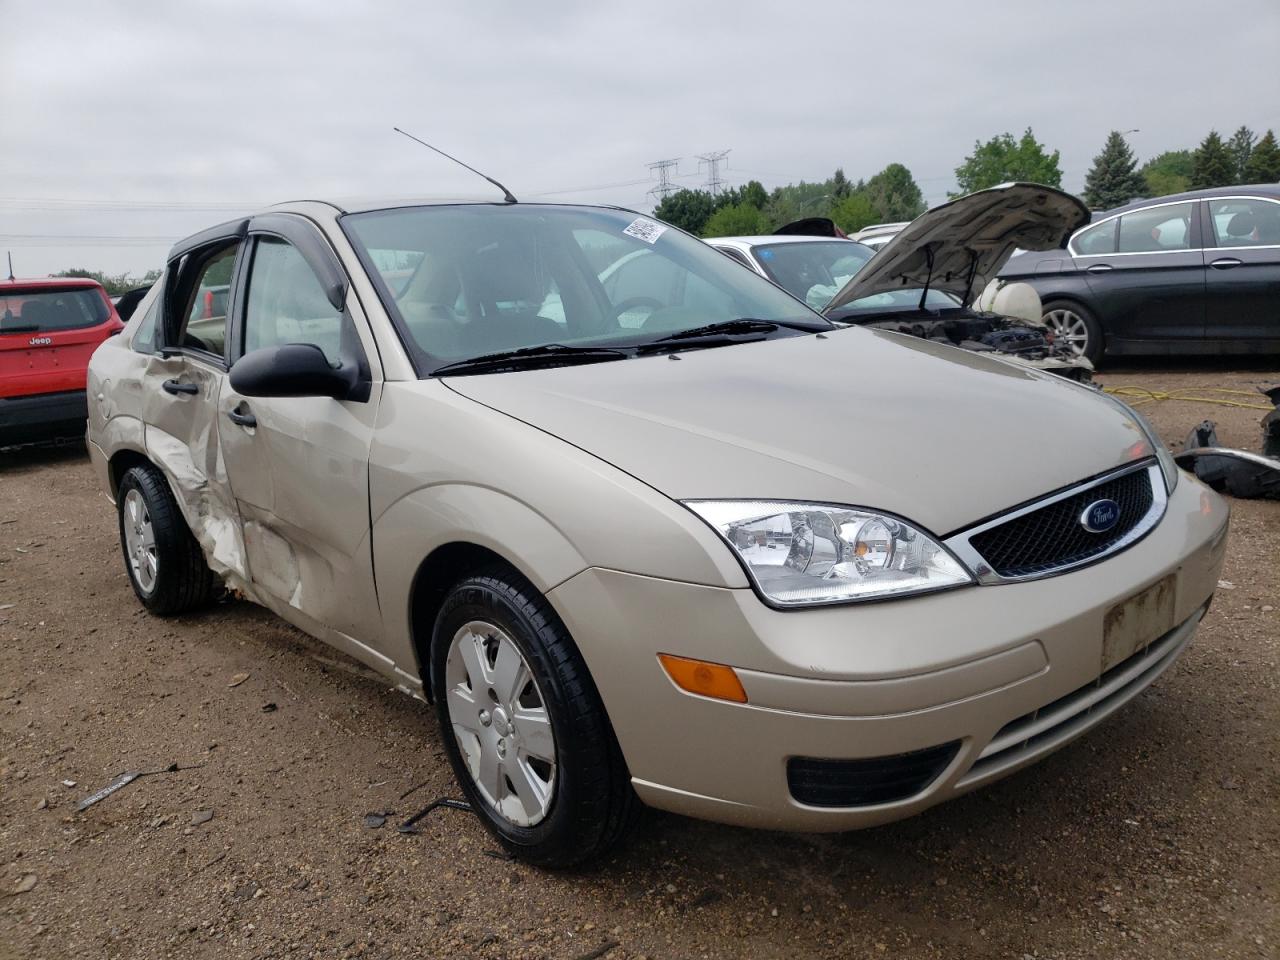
[242,237,345,364]
[131,283,164,355]
[1117,203,1194,253]
[1209,198,1280,246]
[0,287,109,334]
[1072,219,1116,255]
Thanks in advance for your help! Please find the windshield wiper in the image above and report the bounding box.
[0,323,39,334]
[431,343,630,376]
[651,317,825,342]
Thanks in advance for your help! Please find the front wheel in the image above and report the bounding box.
[1042,299,1104,366]
[431,566,638,867]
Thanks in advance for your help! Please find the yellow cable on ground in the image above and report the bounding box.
[1102,385,1274,411]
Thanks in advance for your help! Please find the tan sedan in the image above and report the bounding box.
[87,187,1229,866]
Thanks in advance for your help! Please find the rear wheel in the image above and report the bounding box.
[117,464,218,615]
[1042,299,1104,366]
[431,565,638,867]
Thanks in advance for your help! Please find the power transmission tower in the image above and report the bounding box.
[646,158,680,201]
[696,149,731,196]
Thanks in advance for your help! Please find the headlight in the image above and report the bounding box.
[684,500,974,607]
[1105,396,1179,494]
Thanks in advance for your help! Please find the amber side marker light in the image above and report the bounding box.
[657,654,748,703]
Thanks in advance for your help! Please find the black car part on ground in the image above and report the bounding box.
[1176,415,1280,501]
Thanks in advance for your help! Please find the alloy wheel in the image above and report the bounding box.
[1043,308,1091,358]
[122,488,158,594]
[445,620,557,827]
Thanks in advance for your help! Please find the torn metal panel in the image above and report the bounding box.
[1176,419,1280,500]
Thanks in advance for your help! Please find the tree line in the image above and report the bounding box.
[660,123,1280,238]
[52,267,162,296]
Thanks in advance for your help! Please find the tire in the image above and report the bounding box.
[431,565,638,868]
[1042,299,1105,366]
[117,464,218,615]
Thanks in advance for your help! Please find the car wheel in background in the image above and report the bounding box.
[432,565,638,867]
[117,464,219,615]
[1042,300,1104,366]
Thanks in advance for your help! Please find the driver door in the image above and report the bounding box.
[216,215,386,656]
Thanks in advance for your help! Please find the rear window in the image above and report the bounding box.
[0,287,110,334]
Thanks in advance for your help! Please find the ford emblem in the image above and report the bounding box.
[1080,499,1120,534]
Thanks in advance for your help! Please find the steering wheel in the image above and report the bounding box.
[612,296,665,326]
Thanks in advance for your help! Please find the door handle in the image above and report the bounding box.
[227,408,257,428]
[162,379,199,395]
[1085,263,1113,274]
[1209,257,1243,269]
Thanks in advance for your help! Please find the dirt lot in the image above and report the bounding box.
[1,365,1277,960]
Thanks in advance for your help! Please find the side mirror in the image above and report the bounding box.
[229,343,357,400]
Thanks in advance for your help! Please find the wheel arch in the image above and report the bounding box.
[107,447,157,499]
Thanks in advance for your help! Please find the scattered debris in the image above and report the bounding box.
[483,849,516,861]
[0,603,14,611]
[203,852,226,869]
[12,874,37,895]
[397,797,473,835]
[1176,420,1280,500]
[363,812,388,830]
[191,809,214,826]
[261,702,277,713]
[75,762,202,812]
[291,877,310,891]
[34,798,47,811]
[1218,580,1236,590]
[228,672,250,688]
[571,941,620,960]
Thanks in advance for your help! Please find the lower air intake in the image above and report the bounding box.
[787,741,961,808]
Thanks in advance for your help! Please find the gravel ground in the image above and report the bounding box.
[1,365,1276,960]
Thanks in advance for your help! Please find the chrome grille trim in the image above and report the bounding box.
[944,460,1167,585]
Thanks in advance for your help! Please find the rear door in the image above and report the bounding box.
[1202,195,1280,344]
[137,232,248,580]
[216,214,384,650]
[1073,200,1206,345]
[0,285,120,399]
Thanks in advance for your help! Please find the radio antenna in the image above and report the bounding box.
[6,252,13,281]
[393,127,517,204]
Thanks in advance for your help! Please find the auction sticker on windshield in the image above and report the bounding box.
[623,217,667,244]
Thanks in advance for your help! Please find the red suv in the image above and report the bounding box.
[1,277,125,447]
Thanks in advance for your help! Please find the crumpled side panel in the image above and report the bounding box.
[145,425,250,585]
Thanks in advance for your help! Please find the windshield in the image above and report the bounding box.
[751,240,875,310]
[341,204,828,373]
[0,286,110,334]
[829,287,960,320]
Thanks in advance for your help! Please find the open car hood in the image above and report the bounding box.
[825,183,1089,312]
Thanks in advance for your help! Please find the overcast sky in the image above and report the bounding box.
[3,0,1278,277]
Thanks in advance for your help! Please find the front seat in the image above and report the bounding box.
[460,244,561,353]
[1223,211,1258,246]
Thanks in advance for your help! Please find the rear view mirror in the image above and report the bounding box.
[229,343,357,400]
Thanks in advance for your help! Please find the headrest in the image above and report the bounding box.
[1225,211,1257,238]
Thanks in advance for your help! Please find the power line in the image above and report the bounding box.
[695,149,731,196]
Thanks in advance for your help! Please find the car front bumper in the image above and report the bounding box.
[0,390,87,446]
[549,472,1229,831]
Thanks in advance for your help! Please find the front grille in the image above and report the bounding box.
[787,741,960,808]
[969,467,1155,578]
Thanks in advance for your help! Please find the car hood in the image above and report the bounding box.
[444,326,1151,536]
[826,183,1090,311]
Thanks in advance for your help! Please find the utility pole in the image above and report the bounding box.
[696,149,731,196]
[646,158,680,202]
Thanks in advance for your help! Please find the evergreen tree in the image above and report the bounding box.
[1243,130,1280,182]
[831,168,851,200]
[1190,131,1236,189]
[1082,131,1148,209]
[1228,126,1256,184]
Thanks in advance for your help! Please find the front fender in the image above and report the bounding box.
[372,483,590,675]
